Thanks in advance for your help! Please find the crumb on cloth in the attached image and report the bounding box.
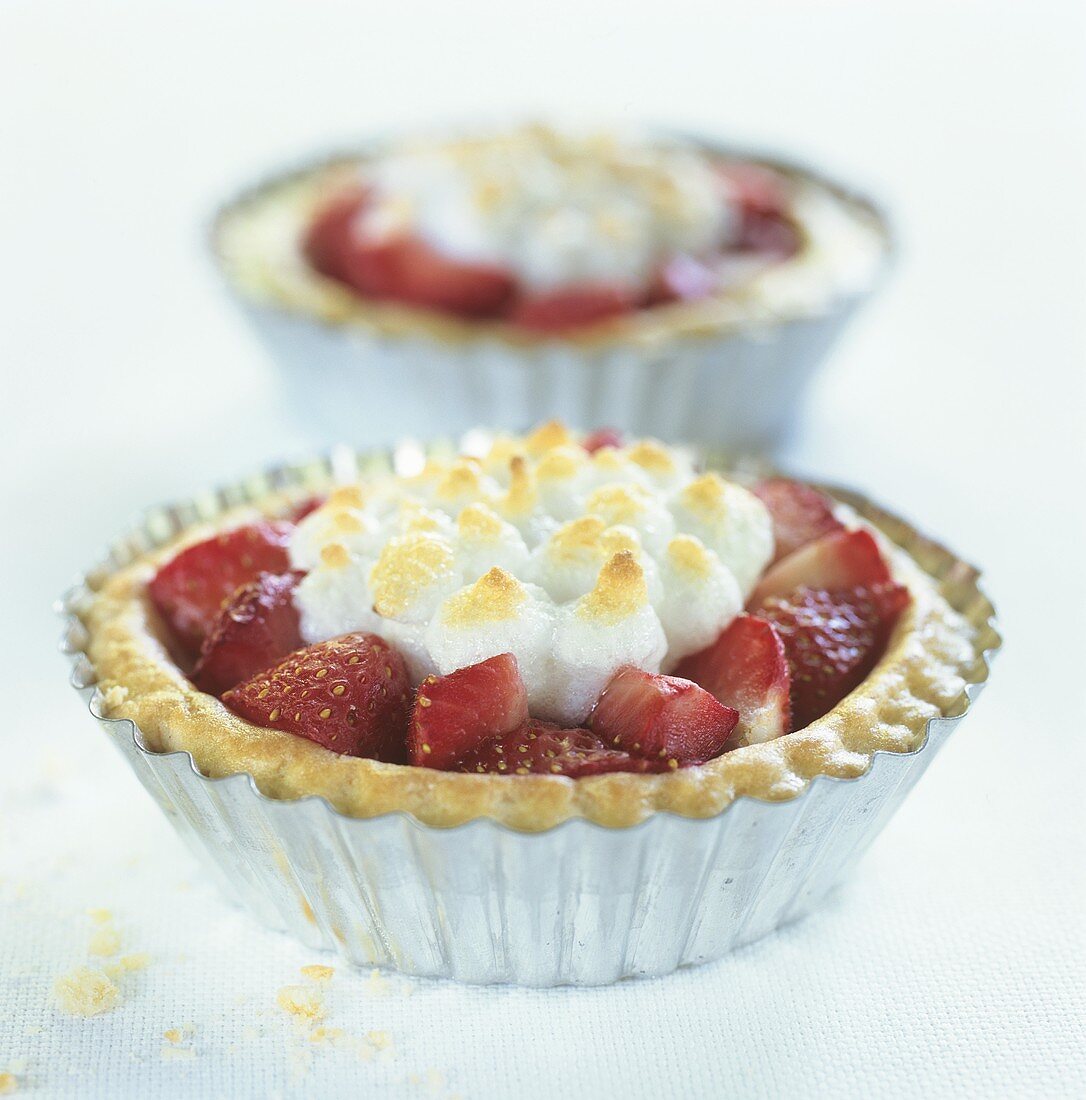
[53,968,120,1017]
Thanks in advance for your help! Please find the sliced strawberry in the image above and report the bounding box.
[581,428,624,454]
[289,496,326,523]
[342,235,515,317]
[718,163,800,257]
[148,521,294,654]
[222,632,412,761]
[720,163,791,220]
[756,583,909,730]
[753,478,845,564]
[191,571,304,696]
[511,284,636,332]
[749,528,892,607]
[409,653,529,768]
[673,614,791,744]
[588,667,738,765]
[458,719,670,777]
[303,189,368,283]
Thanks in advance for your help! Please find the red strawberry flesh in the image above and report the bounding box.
[459,720,672,777]
[510,283,636,331]
[749,528,891,607]
[588,667,739,765]
[222,631,412,762]
[409,653,529,769]
[191,571,304,696]
[673,614,791,744]
[148,521,294,654]
[581,428,625,454]
[753,478,845,564]
[756,583,910,730]
[344,234,516,317]
[303,189,369,283]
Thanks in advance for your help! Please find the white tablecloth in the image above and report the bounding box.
[2,2,1084,1096]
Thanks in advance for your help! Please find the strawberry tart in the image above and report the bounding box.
[211,124,890,446]
[81,424,980,831]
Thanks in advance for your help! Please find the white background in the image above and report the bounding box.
[2,1,1085,1096]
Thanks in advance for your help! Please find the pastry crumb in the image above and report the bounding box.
[300,964,334,982]
[0,1071,17,1095]
[88,925,122,957]
[308,1026,346,1046]
[365,968,392,996]
[366,1030,393,1052]
[104,953,150,978]
[53,967,120,1017]
[160,1046,197,1062]
[277,985,325,1021]
[161,1024,197,1059]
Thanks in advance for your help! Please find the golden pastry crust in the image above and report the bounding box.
[78,469,990,833]
[211,145,889,351]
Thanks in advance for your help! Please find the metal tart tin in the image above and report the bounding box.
[59,446,997,986]
[209,138,893,451]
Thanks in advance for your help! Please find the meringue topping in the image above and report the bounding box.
[290,425,773,723]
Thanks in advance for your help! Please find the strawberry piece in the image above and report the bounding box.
[303,189,368,283]
[753,478,845,564]
[511,284,636,332]
[191,572,304,696]
[718,163,800,257]
[222,632,412,761]
[409,654,529,769]
[588,667,738,765]
[289,496,326,522]
[756,584,910,730]
[673,614,792,744]
[581,428,624,454]
[749,528,892,607]
[720,163,791,220]
[343,235,515,317]
[459,719,670,777]
[148,521,294,654]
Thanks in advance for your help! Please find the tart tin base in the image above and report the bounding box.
[60,447,998,987]
[238,299,859,451]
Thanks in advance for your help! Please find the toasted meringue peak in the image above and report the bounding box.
[326,485,365,510]
[525,420,574,454]
[590,447,628,477]
[679,472,729,520]
[498,455,538,517]
[483,434,526,470]
[626,441,676,478]
[579,550,648,623]
[435,460,485,501]
[585,483,650,526]
[396,498,447,534]
[319,542,352,569]
[441,567,527,626]
[665,534,714,579]
[457,502,506,541]
[370,533,456,618]
[330,510,366,535]
[535,444,587,483]
[546,515,608,560]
